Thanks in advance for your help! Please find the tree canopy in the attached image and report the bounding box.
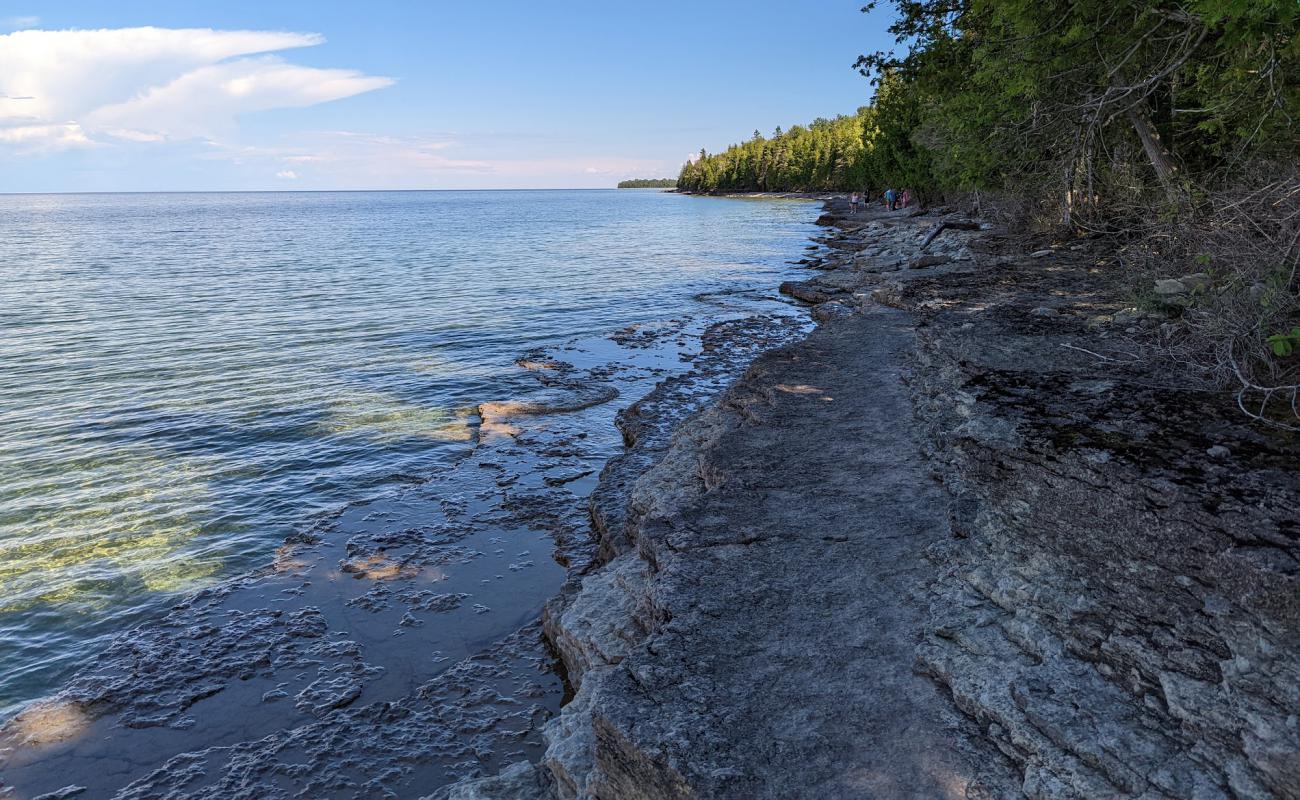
[617,178,677,188]
[679,0,1297,219]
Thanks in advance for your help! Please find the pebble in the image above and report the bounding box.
[1030,249,1053,258]
[1206,445,1231,460]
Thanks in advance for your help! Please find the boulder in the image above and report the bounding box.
[1154,278,1189,296]
[779,281,839,304]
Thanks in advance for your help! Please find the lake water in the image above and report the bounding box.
[0,189,817,734]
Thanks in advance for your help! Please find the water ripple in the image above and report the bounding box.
[0,189,816,716]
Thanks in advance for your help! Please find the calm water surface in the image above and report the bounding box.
[0,189,816,718]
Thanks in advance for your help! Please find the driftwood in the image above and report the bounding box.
[919,218,983,251]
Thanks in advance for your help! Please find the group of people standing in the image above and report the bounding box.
[848,188,912,215]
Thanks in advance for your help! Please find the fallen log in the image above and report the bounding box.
[919,218,983,251]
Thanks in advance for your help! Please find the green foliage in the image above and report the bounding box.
[616,178,677,188]
[853,0,1300,213]
[676,104,926,195]
[680,0,1296,214]
[1266,327,1300,357]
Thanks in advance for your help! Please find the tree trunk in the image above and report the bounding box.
[1124,97,1188,207]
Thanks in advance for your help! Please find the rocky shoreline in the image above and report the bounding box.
[446,200,1300,799]
[0,232,814,799]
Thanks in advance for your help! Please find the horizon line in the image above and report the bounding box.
[0,187,678,196]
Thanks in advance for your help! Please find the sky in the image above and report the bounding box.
[0,2,900,192]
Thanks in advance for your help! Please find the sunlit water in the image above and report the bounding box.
[0,189,817,719]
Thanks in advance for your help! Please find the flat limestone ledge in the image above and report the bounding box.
[541,304,1020,800]
[897,247,1300,798]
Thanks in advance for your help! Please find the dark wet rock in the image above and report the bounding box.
[808,269,864,292]
[31,787,86,800]
[285,607,328,637]
[777,280,840,304]
[584,315,805,565]
[294,668,374,716]
[543,470,595,488]
[811,300,854,323]
[427,760,554,800]
[99,625,561,799]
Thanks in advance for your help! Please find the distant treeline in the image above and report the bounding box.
[677,110,883,194]
[617,178,677,189]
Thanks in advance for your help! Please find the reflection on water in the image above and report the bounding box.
[0,189,816,719]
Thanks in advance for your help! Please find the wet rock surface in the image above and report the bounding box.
[478,201,1299,799]
[0,293,809,799]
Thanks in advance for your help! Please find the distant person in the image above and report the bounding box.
[884,188,896,211]
[849,192,860,215]
[901,188,912,208]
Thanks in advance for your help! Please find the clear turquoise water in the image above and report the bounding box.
[0,189,816,717]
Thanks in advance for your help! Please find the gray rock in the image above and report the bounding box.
[1154,278,1188,295]
[908,254,950,269]
[427,761,553,800]
[1179,272,1212,291]
[1030,249,1053,258]
[1030,306,1057,317]
[542,309,1020,799]
[1206,444,1231,459]
[812,300,854,322]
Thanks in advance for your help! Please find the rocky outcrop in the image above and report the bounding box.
[539,282,1021,797]
[464,202,1300,799]
[901,245,1300,798]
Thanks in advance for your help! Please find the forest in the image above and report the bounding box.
[616,178,677,188]
[679,0,1296,214]
[680,0,1297,417]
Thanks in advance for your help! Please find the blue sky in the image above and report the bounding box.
[0,2,899,191]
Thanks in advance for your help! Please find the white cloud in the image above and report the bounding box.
[275,169,299,179]
[88,57,393,141]
[0,27,391,151]
[0,122,92,150]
